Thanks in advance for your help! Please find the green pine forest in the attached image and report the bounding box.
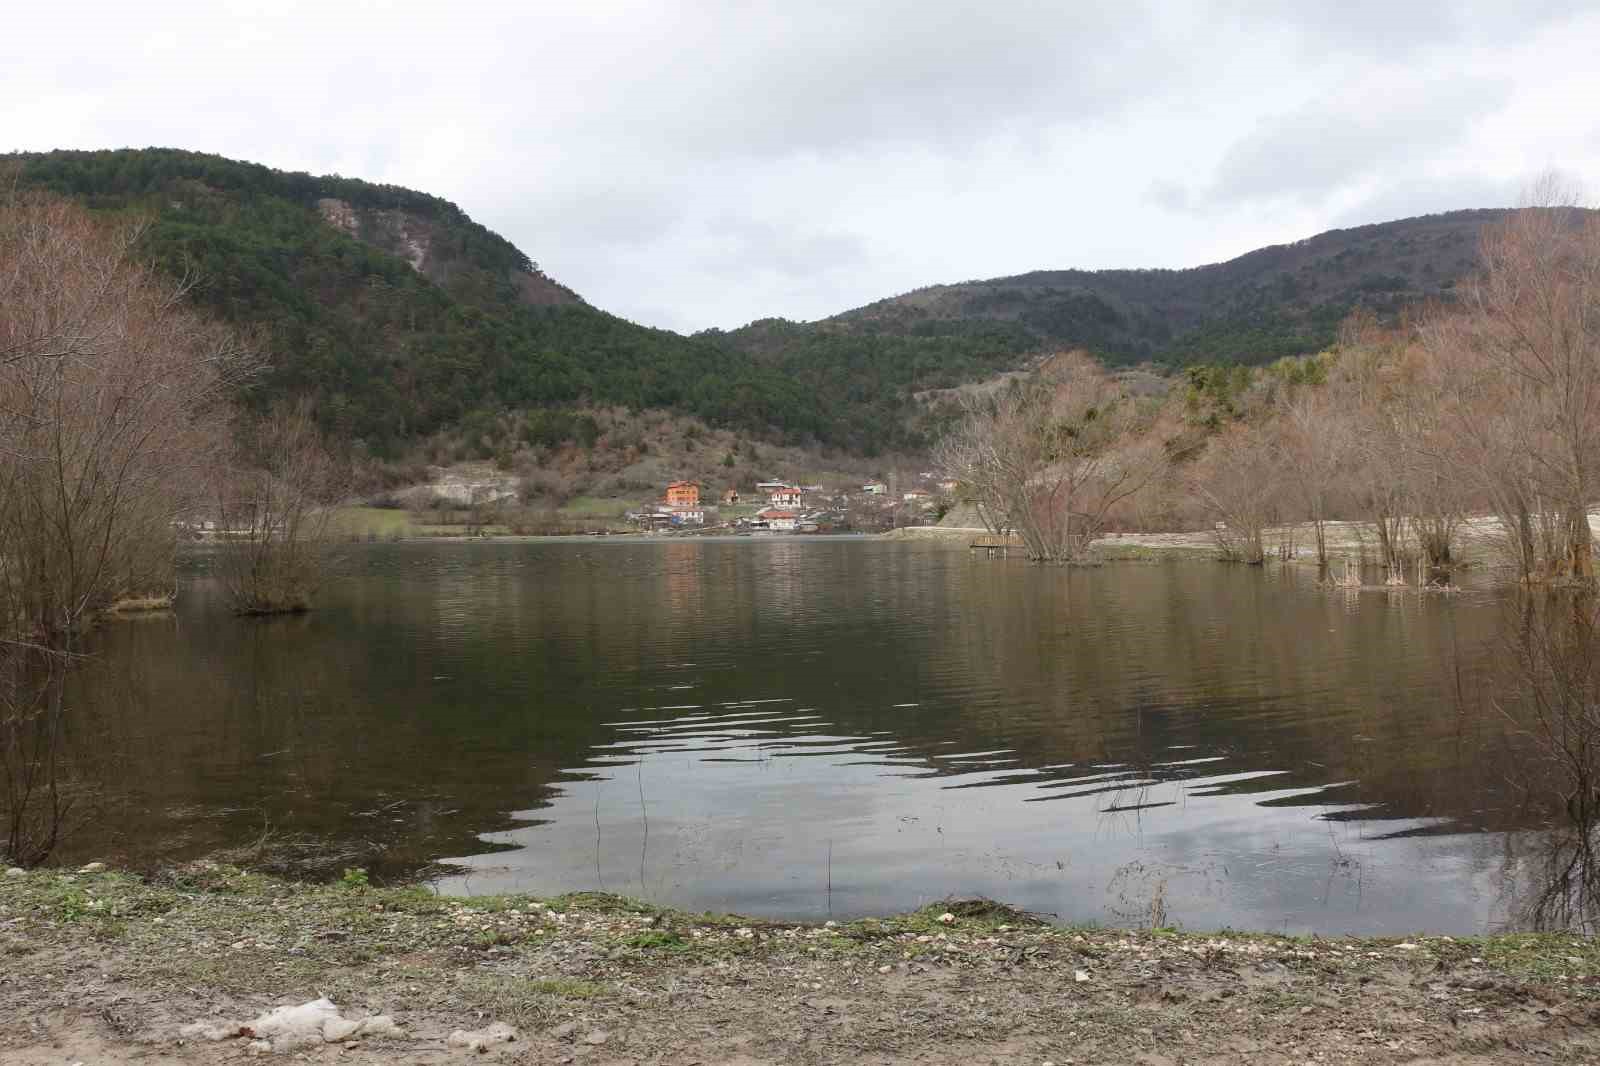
[7,148,1506,459]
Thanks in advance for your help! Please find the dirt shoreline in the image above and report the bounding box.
[3,864,1597,1064]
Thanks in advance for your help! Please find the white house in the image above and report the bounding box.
[659,504,705,526]
[757,508,799,532]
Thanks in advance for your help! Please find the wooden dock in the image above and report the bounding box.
[970,534,1025,558]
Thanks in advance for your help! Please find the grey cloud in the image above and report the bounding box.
[1329,173,1521,229]
[1199,77,1512,208]
[551,1,1190,162]
[1227,0,1587,54]
[705,217,870,279]
[6,1,1599,331]
[1146,179,1194,214]
[521,183,686,250]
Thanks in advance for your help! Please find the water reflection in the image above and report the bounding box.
[1487,591,1600,933]
[42,539,1585,932]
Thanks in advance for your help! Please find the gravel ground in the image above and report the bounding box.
[4,865,1599,1064]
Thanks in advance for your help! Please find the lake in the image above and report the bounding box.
[57,537,1560,934]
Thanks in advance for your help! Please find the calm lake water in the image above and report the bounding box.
[60,538,1558,934]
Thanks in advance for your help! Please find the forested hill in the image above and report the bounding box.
[717,209,1512,376]
[7,149,1529,459]
[7,149,859,455]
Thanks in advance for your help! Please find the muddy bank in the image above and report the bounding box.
[3,865,1598,1064]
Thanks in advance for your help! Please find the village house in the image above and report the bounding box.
[937,479,959,492]
[665,480,701,507]
[722,488,740,505]
[902,489,931,502]
[628,510,676,530]
[862,481,887,495]
[756,508,799,532]
[765,484,801,508]
[665,505,704,526]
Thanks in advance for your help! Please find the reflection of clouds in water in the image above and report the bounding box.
[440,699,1477,933]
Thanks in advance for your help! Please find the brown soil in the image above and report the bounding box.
[3,866,1598,1065]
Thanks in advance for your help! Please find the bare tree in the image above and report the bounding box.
[933,400,1013,537]
[935,352,1166,561]
[1387,341,1468,570]
[1434,184,1600,582]
[216,402,344,614]
[0,192,249,638]
[0,650,75,867]
[1277,386,1352,568]
[1188,423,1281,564]
[0,191,248,865]
[1495,592,1600,931]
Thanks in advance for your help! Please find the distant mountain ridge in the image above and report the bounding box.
[725,209,1511,372]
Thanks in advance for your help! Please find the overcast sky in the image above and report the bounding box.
[7,2,1600,332]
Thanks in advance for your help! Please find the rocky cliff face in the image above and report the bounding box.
[315,196,581,308]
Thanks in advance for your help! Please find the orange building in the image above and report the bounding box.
[665,480,701,507]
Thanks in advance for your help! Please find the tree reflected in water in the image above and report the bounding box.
[1496,591,1600,932]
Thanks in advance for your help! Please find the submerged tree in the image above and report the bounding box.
[935,352,1166,562]
[216,402,344,614]
[1276,385,1353,568]
[1188,423,1281,564]
[0,190,249,865]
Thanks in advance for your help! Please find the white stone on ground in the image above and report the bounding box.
[180,998,402,1053]
[447,1021,519,1051]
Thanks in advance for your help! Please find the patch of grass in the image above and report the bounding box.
[458,974,608,1029]
[548,891,661,916]
[1255,988,1313,1014]
[558,496,630,518]
[1468,933,1600,980]
[526,978,605,998]
[454,893,529,913]
[472,928,519,950]
[331,506,416,538]
[852,898,1047,939]
[49,883,94,922]
[623,929,690,952]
